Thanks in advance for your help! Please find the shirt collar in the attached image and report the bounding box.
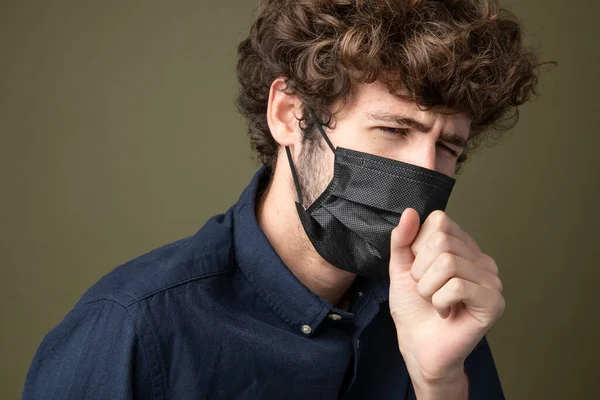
[233,166,390,336]
[233,167,333,336]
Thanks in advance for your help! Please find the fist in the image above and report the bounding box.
[388,208,505,383]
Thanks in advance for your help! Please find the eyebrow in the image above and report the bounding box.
[366,112,469,150]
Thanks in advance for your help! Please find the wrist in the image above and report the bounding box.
[406,362,468,400]
[412,370,468,400]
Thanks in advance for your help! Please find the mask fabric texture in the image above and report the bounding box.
[285,111,456,277]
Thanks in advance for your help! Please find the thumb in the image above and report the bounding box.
[390,208,421,271]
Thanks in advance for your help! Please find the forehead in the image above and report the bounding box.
[346,81,471,128]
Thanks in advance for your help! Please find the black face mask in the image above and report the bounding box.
[285,111,456,278]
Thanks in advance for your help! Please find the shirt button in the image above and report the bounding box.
[356,340,360,349]
[327,313,342,321]
[357,290,364,298]
[301,325,312,335]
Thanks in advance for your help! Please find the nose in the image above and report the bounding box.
[398,138,437,171]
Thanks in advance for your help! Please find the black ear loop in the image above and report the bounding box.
[309,110,336,153]
[285,110,337,206]
[285,146,304,206]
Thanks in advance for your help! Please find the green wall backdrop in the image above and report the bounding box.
[1,1,597,399]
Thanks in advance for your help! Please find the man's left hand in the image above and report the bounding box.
[388,208,505,394]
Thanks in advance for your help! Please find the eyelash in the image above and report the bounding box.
[377,127,459,157]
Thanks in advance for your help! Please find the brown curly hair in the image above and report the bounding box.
[236,0,551,173]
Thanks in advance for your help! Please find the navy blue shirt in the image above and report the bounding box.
[22,167,505,399]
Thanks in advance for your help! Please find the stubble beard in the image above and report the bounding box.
[296,136,333,209]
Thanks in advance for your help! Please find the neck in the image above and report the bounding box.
[256,165,356,309]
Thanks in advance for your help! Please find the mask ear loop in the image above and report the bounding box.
[309,109,336,153]
[285,109,336,207]
[285,146,304,206]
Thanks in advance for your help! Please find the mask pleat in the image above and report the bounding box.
[296,202,388,277]
[320,198,395,258]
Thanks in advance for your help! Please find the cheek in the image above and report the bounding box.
[435,157,458,178]
[297,142,336,205]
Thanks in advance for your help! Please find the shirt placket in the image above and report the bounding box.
[339,286,382,398]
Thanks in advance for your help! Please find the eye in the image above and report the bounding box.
[377,127,408,136]
[378,127,460,158]
[437,143,459,157]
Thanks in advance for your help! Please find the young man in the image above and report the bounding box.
[23,1,543,399]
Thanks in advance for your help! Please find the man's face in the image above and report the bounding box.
[296,81,471,207]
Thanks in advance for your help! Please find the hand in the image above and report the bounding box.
[388,208,505,389]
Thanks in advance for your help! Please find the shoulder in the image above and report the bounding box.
[77,209,237,309]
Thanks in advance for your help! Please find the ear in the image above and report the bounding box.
[266,78,303,150]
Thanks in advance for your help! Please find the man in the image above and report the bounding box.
[22,0,544,399]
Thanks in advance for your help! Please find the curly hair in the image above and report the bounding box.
[236,0,551,173]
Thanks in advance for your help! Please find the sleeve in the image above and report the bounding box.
[21,299,153,400]
[407,335,505,400]
[463,335,505,399]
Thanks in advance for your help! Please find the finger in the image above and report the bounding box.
[390,208,421,273]
[411,210,480,257]
[416,253,504,302]
[432,278,505,323]
[411,231,497,281]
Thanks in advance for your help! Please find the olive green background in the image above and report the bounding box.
[1,1,597,399]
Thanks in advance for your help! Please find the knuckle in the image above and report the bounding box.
[430,231,451,251]
[430,209,446,224]
[448,277,464,293]
[496,294,506,317]
[483,253,499,274]
[431,290,444,307]
[416,280,430,299]
[432,210,449,229]
[424,210,444,229]
[437,253,457,275]
[495,276,504,293]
